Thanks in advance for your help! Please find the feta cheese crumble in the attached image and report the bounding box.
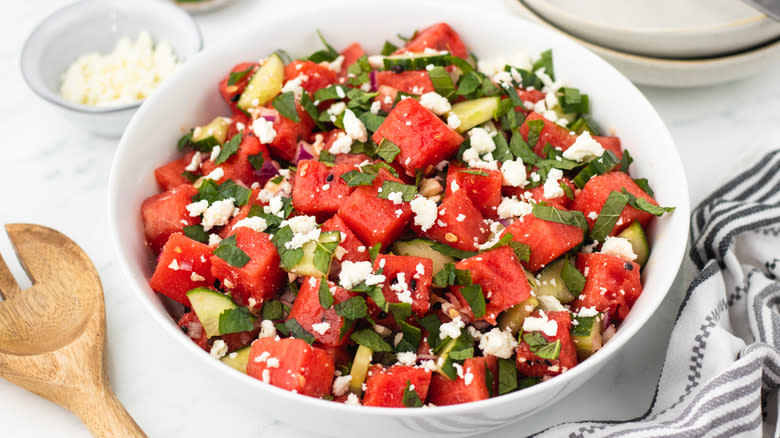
[562,131,605,162]
[497,196,533,219]
[439,315,465,340]
[600,236,638,262]
[343,109,368,142]
[339,261,385,289]
[542,168,565,199]
[478,327,518,359]
[523,312,558,337]
[232,216,268,233]
[419,92,452,115]
[500,158,527,187]
[468,127,496,154]
[252,117,277,144]
[410,195,438,231]
[202,198,236,231]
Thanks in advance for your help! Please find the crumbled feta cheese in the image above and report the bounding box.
[343,109,368,142]
[415,263,425,277]
[500,158,527,187]
[332,375,352,397]
[576,306,600,318]
[600,236,638,262]
[450,180,460,193]
[185,152,203,172]
[447,113,461,130]
[252,117,277,144]
[186,199,209,217]
[202,198,236,231]
[311,322,331,335]
[456,213,466,222]
[203,167,224,181]
[410,195,437,231]
[265,357,280,368]
[387,191,404,205]
[419,92,452,115]
[208,234,222,246]
[588,211,598,220]
[523,312,558,337]
[493,71,513,88]
[209,145,222,162]
[478,327,518,359]
[396,351,417,366]
[209,339,228,359]
[327,101,346,118]
[463,369,474,385]
[190,272,206,282]
[327,55,345,72]
[232,216,268,233]
[439,315,465,340]
[280,215,320,249]
[562,131,605,162]
[339,261,385,289]
[370,100,381,114]
[543,168,565,199]
[281,74,309,100]
[168,259,179,271]
[497,196,533,219]
[468,128,496,154]
[329,133,353,154]
[345,393,361,405]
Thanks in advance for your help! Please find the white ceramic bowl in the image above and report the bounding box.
[20,0,202,137]
[523,0,780,59]
[108,1,690,436]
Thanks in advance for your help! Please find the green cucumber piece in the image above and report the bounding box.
[237,53,284,111]
[571,314,602,360]
[616,221,649,267]
[289,231,341,277]
[528,259,576,304]
[192,116,232,146]
[220,346,251,373]
[497,296,538,335]
[186,287,239,338]
[449,97,500,133]
[349,344,373,394]
[382,53,450,71]
[391,238,454,275]
[572,150,620,188]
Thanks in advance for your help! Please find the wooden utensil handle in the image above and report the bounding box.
[71,383,147,438]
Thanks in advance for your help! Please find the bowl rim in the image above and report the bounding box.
[19,0,204,115]
[109,0,690,420]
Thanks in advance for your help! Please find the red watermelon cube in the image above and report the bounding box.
[395,22,469,59]
[372,98,463,177]
[247,337,334,398]
[219,62,258,114]
[362,365,433,407]
[209,227,285,307]
[373,254,433,318]
[414,189,489,252]
[149,233,216,306]
[284,60,337,95]
[453,246,532,324]
[200,132,272,187]
[141,184,200,253]
[287,276,356,347]
[502,213,584,272]
[321,214,370,264]
[292,159,355,218]
[427,356,496,406]
[374,71,434,95]
[515,310,578,377]
[154,151,198,192]
[573,253,642,321]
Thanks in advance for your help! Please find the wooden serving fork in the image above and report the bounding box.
[0,224,146,437]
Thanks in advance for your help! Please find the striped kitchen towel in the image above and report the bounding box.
[538,150,780,438]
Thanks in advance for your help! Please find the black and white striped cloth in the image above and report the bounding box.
[538,150,780,438]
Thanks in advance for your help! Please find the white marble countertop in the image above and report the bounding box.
[1,0,779,436]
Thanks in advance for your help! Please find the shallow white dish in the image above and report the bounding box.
[171,0,237,14]
[20,0,202,136]
[507,0,780,88]
[108,1,690,436]
[524,0,780,58]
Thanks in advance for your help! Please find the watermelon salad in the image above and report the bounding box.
[141,22,673,407]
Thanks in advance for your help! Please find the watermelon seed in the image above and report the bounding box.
[325,174,334,182]
[624,262,633,271]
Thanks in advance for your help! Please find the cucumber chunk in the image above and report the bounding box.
[616,222,649,267]
[237,53,284,112]
[192,116,232,146]
[186,287,239,338]
[391,238,454,275]
[349,344,373,394]
[220,346,251,373]
[288,231,341,277]
[449,97,500,133]
[571,314,602,360]
[498,296,539,335]
[529,259,576,304]
[382,53,450,71]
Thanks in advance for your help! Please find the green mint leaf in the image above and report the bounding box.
[620,149,634,173]
[368,243,381,263]
[228,65,253,86]
[485,360,495,397]
[532,49,554,81]
[313,84,348,102]
[447,329,475,360]
[517,376,541,389]
[340,170,377,187]
[428,66,455,98]
[216,179,251,206]
[532,204,589,233]
[523,331,548,349]
[272,91,300,123]
[318,149,336,166]
[214,133,242,164]
[509,131,539,165]
[430,242,477,259]
[572,150,620,188]
[261,299,284,320]
[285,318,316,344]
[418,314,443,351]
[334,296,369,320]
[388,302,412,324]
[458,169,488,176]
[498,358,518,395]
[178,129,194,151]
[350,328,392,352]
[635,197,674,216]
[300,91,326,131]
[571,315,598,337]
[432,262,472,288]
[318,277,334,309]
[402,381,423,407]
[377,181,417,202]
[455,71,483,97]
[364,285,388,311]
[459,284,486,319]
[382,41,399,56]
[561,259,585,295]
[525,119,545,151]
[395,320,422,353]
[633,178,655,197]
[590,191,630,242]
[534,339,561,360]
[376,139,401,163]
[182,224,209,244]
[181,171,199,183]
[218,307,255,334]
[214,235,250,268]
[358,112,386,133]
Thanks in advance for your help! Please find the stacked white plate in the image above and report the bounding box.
[505,0,780,87]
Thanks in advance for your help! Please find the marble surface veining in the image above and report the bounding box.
[1,0,779,436]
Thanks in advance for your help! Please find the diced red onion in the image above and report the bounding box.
[294,141,315,163]
[369,70,377,91]
[254,159,280,184]
[261,115,277,122]
[600,312,612,331]
[498,218,513,226]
